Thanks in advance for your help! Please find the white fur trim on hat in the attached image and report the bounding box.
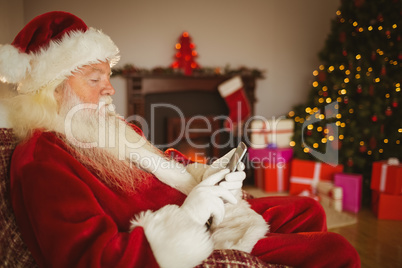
[1,27,119,94]
[0,44,31,83]
[131,205,213,268]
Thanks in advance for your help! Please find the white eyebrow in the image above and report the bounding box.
[89,67,112,76]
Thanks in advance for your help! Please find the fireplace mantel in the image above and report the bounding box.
[124,74,258,119]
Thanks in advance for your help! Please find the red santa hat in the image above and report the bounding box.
[0,11,120,94]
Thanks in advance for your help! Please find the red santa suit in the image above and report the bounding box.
[10,130,360,268]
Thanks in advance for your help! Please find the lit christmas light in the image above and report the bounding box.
[290,141,296,147]
[170,32,200,75]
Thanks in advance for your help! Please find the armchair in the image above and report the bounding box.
[0,128,285,268]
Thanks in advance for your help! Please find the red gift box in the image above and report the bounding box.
[289,159,344,195]
[253,162,265,189]
[370,160,402,195]
[372,190,402,220]
[264,162,290,192]
[249,148,293,191]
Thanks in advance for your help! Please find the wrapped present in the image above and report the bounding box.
[372,190,402,220]
[370,158,402,195]
[289,159,344,195]
[317,181,343,212]
[249,148,293,192]
[334,173,362,213]
[248,147,293,163]
[249,119,294,148]
[253,161,265,189]
[263,161,290,192]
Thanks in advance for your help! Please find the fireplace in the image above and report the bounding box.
[124,75,257,161]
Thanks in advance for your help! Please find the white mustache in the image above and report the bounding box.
[98,96,115,114]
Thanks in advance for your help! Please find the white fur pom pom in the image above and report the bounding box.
[0,44,31,83]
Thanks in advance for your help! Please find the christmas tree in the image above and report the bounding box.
[171,32,200,75]
[290,0,402,203]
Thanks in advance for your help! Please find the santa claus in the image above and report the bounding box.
[0,11,359,268]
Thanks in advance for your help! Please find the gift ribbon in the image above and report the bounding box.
[380,163,388,192]
[290,162,322,194]
[250,121,270,145]
[277,165,284,192]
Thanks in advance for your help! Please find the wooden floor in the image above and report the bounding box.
[329,207,402,268]
[243,186,402,267]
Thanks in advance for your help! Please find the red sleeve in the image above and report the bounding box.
[10,134,160,268]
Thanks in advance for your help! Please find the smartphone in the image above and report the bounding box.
[227,142,247,172]
[206,142,248,230]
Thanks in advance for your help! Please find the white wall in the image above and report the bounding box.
[0,0,24,44]
[18,0,339,118]
[0,0,24,117]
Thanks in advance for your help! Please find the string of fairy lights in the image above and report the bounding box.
[288,8,401,159]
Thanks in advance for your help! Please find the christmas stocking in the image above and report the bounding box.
[218,76,251,130]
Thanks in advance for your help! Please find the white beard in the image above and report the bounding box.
[54,87,197,194]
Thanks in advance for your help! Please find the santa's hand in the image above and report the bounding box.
[219,166,246,197]
[181,169,237,226]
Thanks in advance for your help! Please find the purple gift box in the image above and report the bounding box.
[334,173,362,213]
[248,147,293,165]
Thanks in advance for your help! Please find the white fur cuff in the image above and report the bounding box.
[130,205,213,268]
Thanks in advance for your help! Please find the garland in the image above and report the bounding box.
[112,64,265,78]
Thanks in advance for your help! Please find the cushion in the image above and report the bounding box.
[0,128,37,267]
